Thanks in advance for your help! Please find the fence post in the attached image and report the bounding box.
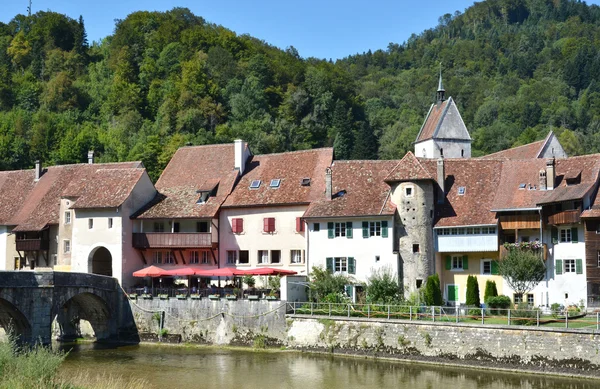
[328,303,331,317]
[455,306,459,323]
[481,308,484,325]
[347,303,350,318]
[387,305,390,320]
[368,304,370,319]
[597,312,599,331]
[536,310,540,327]
[409,306,412,321]
[311,302,313,316]
[293,302,296,315]
[508,309,511,326]
[565,311,568,329]
[432,306,435,322]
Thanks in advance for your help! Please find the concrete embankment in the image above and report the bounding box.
[127,300,600,377]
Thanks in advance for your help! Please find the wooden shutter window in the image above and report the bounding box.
[346,222,353,239]
[445,255,451,270]
[462,255,469,270]
[551,227,558,244]
[326,257,334,273]
[296,217,304,232]
[232,218,243,233]
[571,227,578,243]
[348,257,356,274]
[576,258,583,274]
[327,222,334,239]
[381,220,388,238]
[362,221,369,238]
[491,261,499,275]
[264,217,275,233]
[556,259,563,275]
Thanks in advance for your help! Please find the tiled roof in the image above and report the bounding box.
[135,144,239,219]
[539,155,600,205]
[420,159,502,227]
[415,100,449,142]
[8,162,144,232]
[490,159,548,210]
[0,170,37,225]
[303,160,398,218]
[385,152,433,183]
[222,148,333,207]
[478,140,545,160]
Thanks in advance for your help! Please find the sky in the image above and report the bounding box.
[2,0,600,60]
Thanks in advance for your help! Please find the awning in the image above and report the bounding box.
[241,267,297,276]
[195,268,247,277]
[132,265,167,277]
[163,266,199,276]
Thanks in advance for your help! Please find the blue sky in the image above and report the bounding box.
[2,0,600,60]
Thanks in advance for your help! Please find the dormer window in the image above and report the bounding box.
[196,191,210,204]
[301,178,311,186]
[519,183,526,190]
[457,187,465,195]
[250,180,261,189]
[333,190,347,199]
[269,179,281,188]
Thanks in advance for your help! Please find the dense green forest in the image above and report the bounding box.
[0,0,599,180]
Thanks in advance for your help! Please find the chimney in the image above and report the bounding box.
[325,167,332,200]
[539,169,547,190]
[35,160,42,181]
[546,158,556,190]
[87,150,94,164]
[234,139,247,175]
[437,157,445,203]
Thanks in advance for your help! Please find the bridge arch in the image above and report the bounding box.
[54,292,112,341]
[88,246,113,277]
[0,297,31,344]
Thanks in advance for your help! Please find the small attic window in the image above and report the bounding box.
[270,179,281,188]
[196,191,210,204]
[250,180,261,189]
[332,190,347,199]
[519,183,526,190]
[301,178,311,186]
[457,187,466,195]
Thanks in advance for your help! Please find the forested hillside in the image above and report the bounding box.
[1,1,600,180]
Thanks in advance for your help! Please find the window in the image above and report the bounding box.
[291,250,303,264]
[153,252,163,264]
[201,251,209,264]
[416,279,423,289]
[271,250,281,264]
[197,221,210,233]
[64,211,71,225]
[564,259,576,273]
[482,260,491,275]
[296,217,304,233]
[173,222,180,232]
[412,244,420,253]
[88,218,93,229]
[375,255,380,262]
[560,228,572,243]
[313,223,320,232]
[239,250,249,264]
[527,294,534,305]
[108,218,113,229]
[457,186,466,195]
[334,222,346,237]
[52,254,57,266]
[227,251,237,264]
[335,257,348,272]
[451,256,464,270]
[263,217,276,233]
[164,251,175,264]
[258,250,269,264]
[190,251,199,264]
[269,179,281,188]
[596,225,600,234]
[405,185,414,197]
[250,180,261,189]
[301,178,311,186]
[153,222,165,232]
[232,218,243,234]
[440,148,444,157]
[369,221,382,237]
[513,293,523,303]
[63,240,71,254]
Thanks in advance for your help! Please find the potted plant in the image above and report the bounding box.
[176,294,187,300]
[226,294,237,301]
[190,294,202,300]
[142,294,152,300]
[128,293,137,300]
[159,294,169,300]
[248,294,260,301]
[209,294,221,301]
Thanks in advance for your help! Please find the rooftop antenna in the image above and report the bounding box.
[27,0,32,16]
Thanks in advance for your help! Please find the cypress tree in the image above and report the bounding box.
[465,275,481,307]
[484,280,498,303]
[424,274,442,306]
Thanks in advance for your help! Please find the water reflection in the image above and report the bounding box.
[59,345,596,389]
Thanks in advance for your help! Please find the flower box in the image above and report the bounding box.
[159,294,169,300]
[142,294,152,300]
[265,296,278,301]
[209,294,221,301]
[190,294,202,300]
[128,294,137,300]
[247,295,260,301]
[176,294,187,300]
[226,295,237,301]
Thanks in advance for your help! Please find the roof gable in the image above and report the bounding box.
[415,98,470,143]
[385,152,432,183]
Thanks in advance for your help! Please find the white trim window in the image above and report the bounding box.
[334,222,346,237]
[291,250,303,264]
[63,239,71,254]
[482,260,492,275]
[258,250,269,264]
[369,221,382,237]
[452,256,463,270]
[201,251,209,264]
[335,257,348,272]
[164,251,175,264]
[564,259,576,273]
[404,185,414,198]
[227,251,237,265]
[153,252,163,264]
[189,251,199,264]
[64,211,71,225]
[560,228,572,243]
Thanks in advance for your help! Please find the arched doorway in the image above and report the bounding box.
[89,247,112,277]
[0,298,31,344]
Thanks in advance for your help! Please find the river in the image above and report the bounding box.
[59,343,595,389]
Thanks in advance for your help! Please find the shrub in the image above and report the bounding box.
[511,302,538,325]
[550,302,562,318]
[242,275,256,287]
[423,274,442,306]
[309,266,349,302]
[365,266,402,304]
[465,275,480,307]
[487,295,511,315]
[483,280,498,303]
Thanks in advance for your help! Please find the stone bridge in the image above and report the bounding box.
[0,271,138,345]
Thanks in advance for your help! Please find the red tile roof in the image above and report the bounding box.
[385,152,433,183]
[135,144,239,219]
[303,160,398,218]
[478,140,545,160]
[222,148,333,207]
[7,162,144,232]
[415,100,449,142]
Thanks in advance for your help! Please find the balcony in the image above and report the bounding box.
[499,243,547,261]
[16,238,49,251]
[547,209,581,226]
[498,215,540,230]
[133,233,214,249]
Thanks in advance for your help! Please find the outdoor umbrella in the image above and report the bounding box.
[241,267,297,276]
[132,265,167,277]
[163,266,199,276]
[196,267,248,277]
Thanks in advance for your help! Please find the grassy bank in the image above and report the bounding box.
[0,336,146,389]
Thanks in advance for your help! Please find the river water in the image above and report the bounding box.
[59,344,596,389]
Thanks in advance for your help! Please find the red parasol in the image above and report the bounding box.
[163,266,199,276]
[240,267,297,276]
[132,265,167,277]
[195,267,248,277]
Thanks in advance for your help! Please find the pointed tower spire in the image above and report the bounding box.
[436,62,445,103]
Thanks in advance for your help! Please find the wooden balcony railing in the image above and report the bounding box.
[499,243,547,261]
[547,209,581,226]
[16,238,49,251]
[499,215,540,230]
[133,233,213,249]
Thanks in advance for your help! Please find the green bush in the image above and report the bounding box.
[483,280,498,303]
[487,295,511,315]
[423,274,442,306]
[465,275,480,308]
[365,267,402,304]
[511,303,538,325]
[242,275,256,287]
[309,266,350,302]
[550,302,562,318]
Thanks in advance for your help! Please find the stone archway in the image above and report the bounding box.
[54,292,112,341]
[89,247,112,277]
[0,298,31,344]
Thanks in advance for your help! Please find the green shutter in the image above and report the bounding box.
[576,259,583,274]
[556,259,563,275]
[326,257,334,273]
[348,257,356,274]
[382,220,388,238]
[327,222,334,239]
[551,227,558,244]
[445,255,451,270]
[462,255,469,270]
[491,261,499,275]
[571,227,578,243]
[362,221,369,238]
[448,285,458,302]
[346,222,353,239]
[344,285,353,298]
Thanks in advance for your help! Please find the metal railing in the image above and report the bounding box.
[286,302,600,331]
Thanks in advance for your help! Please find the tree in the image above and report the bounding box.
[308,266,349,303]
[365,266,401,304]
[423,274,442,306]
[483,280,498,303]
[465,275,480,307]
[496,249,546,298]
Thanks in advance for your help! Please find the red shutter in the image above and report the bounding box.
[264,217,275,233]
[296,217,304,232]
[232,218,243,233]
[263,218,269,232]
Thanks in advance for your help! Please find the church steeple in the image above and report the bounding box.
[436,63,445,103]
